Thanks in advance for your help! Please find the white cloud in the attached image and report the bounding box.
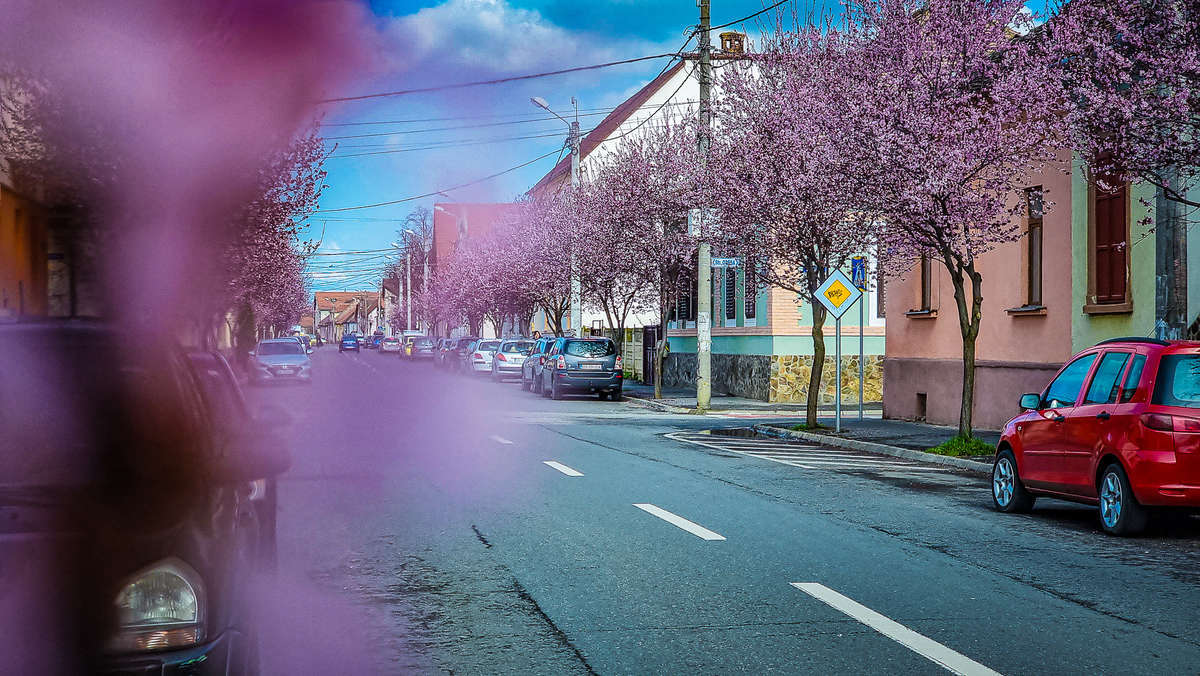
[382,0,653,77]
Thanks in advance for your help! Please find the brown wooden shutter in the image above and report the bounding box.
[1093,179,1128,303]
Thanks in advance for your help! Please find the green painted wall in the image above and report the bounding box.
[668,333,885,356]
[1070,157,1158,352]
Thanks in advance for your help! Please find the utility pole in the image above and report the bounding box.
[569,99,583,336]
[695,0,713,411]
[405,244,412,331]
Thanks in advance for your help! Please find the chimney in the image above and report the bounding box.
[719,31,746,55]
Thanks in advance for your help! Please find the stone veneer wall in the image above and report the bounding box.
[662,353,882,404]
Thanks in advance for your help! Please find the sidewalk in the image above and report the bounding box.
[622,381,883,415]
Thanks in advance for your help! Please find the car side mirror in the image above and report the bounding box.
[214,429,291,481]
[1019,393,1041,411]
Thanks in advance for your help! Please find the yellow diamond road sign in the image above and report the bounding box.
[814,269,863,319]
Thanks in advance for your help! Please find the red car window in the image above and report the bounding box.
[1153,354,1200,408]
[1084,351,1130,405]
[1119,354,1147,403]
[1043,353,1098,408]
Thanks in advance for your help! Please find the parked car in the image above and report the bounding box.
[466,339,501,375]
[434,338,454,368]
[249,338,313,384]
[187,350,280,567]
[408,336,436,360]
[993,337,1200,535]
[449,337,480,373]
[0,322,289,674]
[339,334,360,353]
[493,339,535,381]
[538,337,623,400]
[522,337,557,393]
[380,336,403,354]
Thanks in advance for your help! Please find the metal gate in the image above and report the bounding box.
[641,325,660,385]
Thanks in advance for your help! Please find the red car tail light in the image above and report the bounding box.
[539,356,546,365]
[1174,416,1200,433]
[1142,413,1175,432]
[497,353,507,362]
[614,355,623,371]
[473,352,484,361]
[556,355,566,370]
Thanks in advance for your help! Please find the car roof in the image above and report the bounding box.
[1093,337,1200,352]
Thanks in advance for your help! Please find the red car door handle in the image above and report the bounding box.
[1096,411,1111,421]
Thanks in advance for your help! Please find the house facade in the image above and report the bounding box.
[0,165,48,319]
[526,32,886,403]
[883,154,1198,431]
[431,201,518,338]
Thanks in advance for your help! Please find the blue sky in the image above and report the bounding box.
[307,0,827,289]
[307,0,1050,290]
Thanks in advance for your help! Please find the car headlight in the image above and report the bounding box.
[109,558,206,652]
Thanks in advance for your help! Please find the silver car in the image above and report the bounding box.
[468,339,502,375]
[250,338,312,384]
[491,340,534,381]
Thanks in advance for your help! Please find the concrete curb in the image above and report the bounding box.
[623,396,693,414]
[751,424,993,475]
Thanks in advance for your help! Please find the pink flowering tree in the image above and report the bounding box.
[1045,0,1200,207]
[585,117,702,398]
[710,25,881,427]
[840,0,1063,438]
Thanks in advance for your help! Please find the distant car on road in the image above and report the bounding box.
[539,337,623,400]
[467,339,501,375]
[381,336,403,354]
[492,339,534,381]
[250,338,313,384]
[522,337,557,394]
[407,336,436,360]
[339,335,360,353]
[993,337,1200,535]
[448,337,479,372]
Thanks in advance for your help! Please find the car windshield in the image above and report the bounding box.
[504,341,534,353]
[259,341,304,355]
[565,340,616,357]
[1153,354,1200,408]
[479,341,500,351]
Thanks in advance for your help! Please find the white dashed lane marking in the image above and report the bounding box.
[543,461,584,477]
[633,503,726,541]
[791,583,1002,676]
[666,431,949,474]
[490,435,514,445]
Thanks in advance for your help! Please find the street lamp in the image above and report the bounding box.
[531,96,582,335]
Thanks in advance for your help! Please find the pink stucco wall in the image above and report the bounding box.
[883,157,1076,430]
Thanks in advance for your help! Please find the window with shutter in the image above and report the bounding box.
[744,258,757,323]
[725,262,737,323]
[1093,178,1128,304]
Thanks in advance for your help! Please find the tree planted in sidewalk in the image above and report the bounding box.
[710,24,880,427]
[585,116,702,399]
[839,0,1062,438]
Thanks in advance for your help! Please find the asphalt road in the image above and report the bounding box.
[245,345,1200,675]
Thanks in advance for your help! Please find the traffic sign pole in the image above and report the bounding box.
[835,317,842,433]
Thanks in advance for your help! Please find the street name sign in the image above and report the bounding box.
[814,268,862,320]
[711,257,740,267]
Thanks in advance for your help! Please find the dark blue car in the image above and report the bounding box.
[339,334,360,353]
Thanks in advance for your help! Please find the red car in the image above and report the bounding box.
[993,337,1200,535]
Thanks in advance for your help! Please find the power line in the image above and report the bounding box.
[328,129,592,159]
[711,0,792,31]
[314,146,563,213]
[318,53,676,104]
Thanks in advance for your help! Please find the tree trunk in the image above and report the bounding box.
[654,280,669,399]
[807,302,828,428]
[946,258,984,439]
